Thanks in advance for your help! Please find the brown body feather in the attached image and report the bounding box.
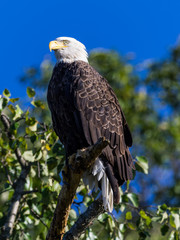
[47,61,135,203]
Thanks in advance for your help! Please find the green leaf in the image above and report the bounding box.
[91,220,109,240]
[135,156,149,174]
[47,157,58,170]
[69,209,77,219]
[160,211,168,223]
[26,117,36,126]
[126,193,139,207]
[30,134,38,143]
[119,223,127,233]
[126,211,132,220]
[10,97,19,103]
[139,210,152,226]
[127,222,136,230]
[13,105,23,120]
[11,122,20,131]
[8,104,15,114]
[139,210,147,218]
[170,213,180,230]
[126,180,130,191]
[151,216,162,222]
[29,122,38,131]
[26,87,35,98]
[160,203,168,211]
[31,100,45,109]
[168,230,176,240]
[3,89,11,97]
[98,213,109,222]
[0,97,8,110]
[22,150,35,162]
[107,215,115,231]
[120,203,126,212]
[161,224,169,236]
[170,215,177,229]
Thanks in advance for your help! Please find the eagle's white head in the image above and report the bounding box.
[49,37,88,63]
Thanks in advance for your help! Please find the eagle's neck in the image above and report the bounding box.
[55,47,88,64]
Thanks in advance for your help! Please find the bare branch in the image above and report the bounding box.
[125,203,154,217]
[0,113,11,130]
[0,165,31,240]
[14,148,27,168]
[30,209,48,229]
[46,137,109,240]
[14,117,25,123]
[22,189,39,195]
[63,199,105,240]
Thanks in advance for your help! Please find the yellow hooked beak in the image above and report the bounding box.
[49,41,67,52]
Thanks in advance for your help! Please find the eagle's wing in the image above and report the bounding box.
[71,62,134,202]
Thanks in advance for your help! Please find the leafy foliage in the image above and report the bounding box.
[0,90,64,239]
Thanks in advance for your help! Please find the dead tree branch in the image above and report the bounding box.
[46,137,109,240]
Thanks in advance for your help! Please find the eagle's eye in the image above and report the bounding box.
[63,40,69,45]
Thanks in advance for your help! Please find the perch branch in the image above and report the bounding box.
[46,137,109,240]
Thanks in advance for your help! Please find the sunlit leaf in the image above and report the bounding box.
[31,100,45,109]
[10,98,19,103]
[45,144,51,151]
[168,230,177,240]
[127,222,136,230]
[126,211,132,220]
[3,89,11,97]
[119,203,126,212]
[8,104,15,114]
[69,209,77,219]
[170,213,180,230]
[26,117,36,126]
[160,211,168,223]
[139,210,152,226]
[119,223,127,233]
[135,156,149,174]
[126,193,139,207]
[13,105,23,120]
[22,150,35,162]
[29,122,38,131]
[0,97,8,109]
[26,87,36,98]
[151,216,162,222]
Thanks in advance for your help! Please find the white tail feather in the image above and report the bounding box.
[83,158,114,212]
[97,171,103,181]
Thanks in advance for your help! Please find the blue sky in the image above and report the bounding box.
[1,0,180,97]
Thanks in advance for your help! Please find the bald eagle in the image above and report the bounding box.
[47,37,135,212]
